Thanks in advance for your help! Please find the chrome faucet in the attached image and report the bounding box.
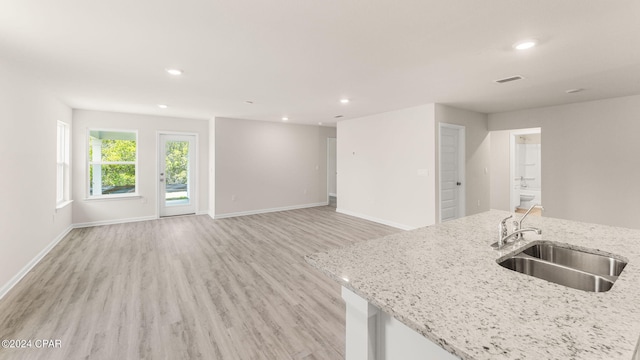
[493,204,543,250]
[498,215,512,241]
[495,228,542,249]
[512,203,543,240]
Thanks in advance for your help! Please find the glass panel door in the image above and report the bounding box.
[159,134,196,217]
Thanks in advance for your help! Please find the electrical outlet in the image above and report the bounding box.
[477,200,481,207]
[303,188,307,194]
[231,195,236,201]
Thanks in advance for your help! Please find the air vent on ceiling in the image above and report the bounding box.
[566,88,585,94]
[494,75,524,84]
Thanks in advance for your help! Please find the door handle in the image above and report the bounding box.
[456,182,462,186]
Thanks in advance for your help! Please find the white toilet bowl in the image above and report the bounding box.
[519,194,535,209]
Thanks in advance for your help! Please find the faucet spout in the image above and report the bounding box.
[518,203,543,229]
[492,206,544,250]
[492,228,542,250]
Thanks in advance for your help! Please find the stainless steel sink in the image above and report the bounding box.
[521,243,627,277]
[498,242,627,292]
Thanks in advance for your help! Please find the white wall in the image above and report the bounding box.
[0,64,73,296]
[337,104,436,230]
[72,110,209,225]
[489,130,511,211]
[489,94,640,229]
[214,117,336,217]
[435,104,490,219]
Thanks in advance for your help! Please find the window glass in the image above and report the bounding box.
[57,122,69,204]
[88,130,137,197]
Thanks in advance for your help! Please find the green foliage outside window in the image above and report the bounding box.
[89,133,137,194]
[88,133,189,195]
[165,141,189,185]
[96,139,136,187]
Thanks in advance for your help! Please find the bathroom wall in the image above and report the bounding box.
[515,135,541,190]
[514,134,542,209]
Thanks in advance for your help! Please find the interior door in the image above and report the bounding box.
[440,125,464,222]
[159,134,196,217]
[327,137,337,198]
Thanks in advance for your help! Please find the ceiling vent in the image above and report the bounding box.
[494,75,524,84]
[566,88,585,94]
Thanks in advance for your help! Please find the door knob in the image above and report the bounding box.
[456,182,462,186]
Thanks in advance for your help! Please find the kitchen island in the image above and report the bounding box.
[305,210,640,360]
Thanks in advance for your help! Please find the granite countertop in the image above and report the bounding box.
[305,210,640,360]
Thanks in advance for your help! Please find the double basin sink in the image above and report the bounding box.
[498,241,627,292]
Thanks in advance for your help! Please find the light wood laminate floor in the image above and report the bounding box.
[0,206,399,360]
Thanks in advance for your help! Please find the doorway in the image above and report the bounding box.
[439,123,465,222]
[327,138,337,208]
[159,133,197,217]
[510,128,542,214]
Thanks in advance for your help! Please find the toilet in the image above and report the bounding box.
[519,193,535,209]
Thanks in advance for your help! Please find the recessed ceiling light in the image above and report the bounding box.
[157,104,168,109]
[165,68,183,76]
[245,100,254,104]
[513,40,537,50]
[340,99,350,104]
[282,117,288,121]
[334,115,344,118]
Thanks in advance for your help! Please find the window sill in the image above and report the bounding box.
[56,200,73,210]
[85,194,141,201]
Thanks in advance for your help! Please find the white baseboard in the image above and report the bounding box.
[73,215,157,228]
[335,208,416,231]
[0,225,73,301]
[214,202,329,219]
[73,209,208,228]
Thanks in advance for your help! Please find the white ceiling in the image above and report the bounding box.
[1,0,639,125]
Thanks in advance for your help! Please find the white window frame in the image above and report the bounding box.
[56,121,71,208]
[87,128,139,199]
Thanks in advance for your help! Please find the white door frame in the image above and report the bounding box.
[509,128,541,212]
[326,137,337,205]
[157,131,199,218]
[438,123,465,222]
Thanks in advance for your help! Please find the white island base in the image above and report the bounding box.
[342,287,459,360]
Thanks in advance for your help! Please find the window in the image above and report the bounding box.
[88,130,138,197]
[56,121,70,206]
